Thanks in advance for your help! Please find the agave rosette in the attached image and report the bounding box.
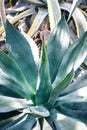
[0,16,87,130]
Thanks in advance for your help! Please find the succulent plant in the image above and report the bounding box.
[0,16,87,130]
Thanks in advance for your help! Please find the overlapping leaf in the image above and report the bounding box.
[0,51,34,100]
[60,71,87,97]
[67,0,82,21]
[47,69,74,106]
[56,101,87,125]
[53,32,87,87]
[3,114,36,130]
[47,16,70,83]
[60,2,87,37]
[36,43,52,105]
[46,109,61,130]
[0,95,27,112]
[6,20,39,90]
[28,8,48,37]
[47,0,61,31]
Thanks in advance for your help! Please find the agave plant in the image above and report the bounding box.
[0,16,87,130]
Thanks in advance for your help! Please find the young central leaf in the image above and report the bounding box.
[35,43,52,105]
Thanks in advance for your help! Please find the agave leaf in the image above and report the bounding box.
[57,102,87,125]
[0,113,26,129]
[47,16,70,83]
[47,69,74,106]
[25,105,50,117]
[6,20,39,90]
[60,71,87,97]
[47,0,61,31]
[60,2,87,37]
[0,74,33,99]
[55,94,85,106]
[0,85,20,98]
[0,7,35,34]
[0,95,27,113]
[6,1,30,13]
[5,114,36,130]
[67,0,82,22]
[0,51,30,87]
[62,100,87,111]
[0,51,34,100]
[26,0,45,5]
[36,43,52,105]
[53,32,87,87]
[46,109,61,130]
[28,8,48,37]
[10,7,35,25]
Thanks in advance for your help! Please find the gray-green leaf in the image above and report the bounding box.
[53,32,87,87]
[36,43,52,105]
[47,16,70,83]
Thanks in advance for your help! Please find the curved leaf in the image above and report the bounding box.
[0,113,26,129]
[24,105,50,117]
[60,71,87,97]
[57,103,87,125]
[60,2,87,37]
[6,20,39,90]
[55,94,85,107]
[47,0,61,31]
[6,1,31,13]
[46,109,61,130]
[0,95,27,113]
[0,74,33,99]
[26,0,45,5]
[47,69,74,106]
[0,85,20,98]
[53,32,87,87]
[28,8,48,37]
[10,7,35,25]
[36,43,52,105]
[6,115,36,130]
[67,0,82,21]
[0,51,34,100]
[47,16,70,83]
[0,7,35,34]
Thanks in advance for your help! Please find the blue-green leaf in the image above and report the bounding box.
[57,101,87,125]
[60,71,87,97]
[46,109,61,130]
[0,95,27,113]
[3,114,36,130]
[36,43,52,105]
[53,32,87,87]
[0,85,20,98]
[6,20,39,90]
[0,113,26,129]
[0,74,32,99]
[0,51,35,100]
[47,69,74,106]
[47,16,70,83]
